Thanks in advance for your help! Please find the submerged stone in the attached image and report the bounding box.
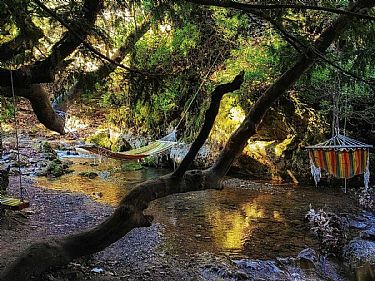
[234,259,287,280]
[296,248,318,270]
[343,239,375,269]
[360,227,375,241]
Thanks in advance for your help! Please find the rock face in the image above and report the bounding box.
[233,259,288,280]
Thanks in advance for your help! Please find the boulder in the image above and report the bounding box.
[343,239,375,268]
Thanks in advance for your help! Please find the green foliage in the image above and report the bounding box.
[0,97,14,123]
[211,8,248,39]
[86,131,112,150]
[135,22,199,67]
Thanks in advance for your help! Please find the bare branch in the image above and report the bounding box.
[186,0,375,21]
[172,71,245,178]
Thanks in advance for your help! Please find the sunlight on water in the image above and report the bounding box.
[35,156,360,260]
[36,158,170,206]
[207,202,265,251]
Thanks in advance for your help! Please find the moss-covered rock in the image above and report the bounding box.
[36,159,73,178]
[86,130,132,152]
[78,171,99,179]
[121,162,143,171]
[86,131,112,150]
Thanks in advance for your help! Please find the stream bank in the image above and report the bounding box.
[0,136,374,280]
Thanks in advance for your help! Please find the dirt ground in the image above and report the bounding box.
[1,173,217,281]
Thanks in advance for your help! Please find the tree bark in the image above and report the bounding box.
[0,85,65,134]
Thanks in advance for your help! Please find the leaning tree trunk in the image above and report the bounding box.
[1,0,375,280]
[0,0,102,134]
[0,71,245,281]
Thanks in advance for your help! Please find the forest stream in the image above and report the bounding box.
[36,155,354,260]
[27,150,373,281]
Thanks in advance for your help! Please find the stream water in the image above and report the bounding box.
[36,155,362,262]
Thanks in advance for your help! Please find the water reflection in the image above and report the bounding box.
[36,158,169,206]
[207,201,265,251]
[150,187,359,259]
[35,158,360,260]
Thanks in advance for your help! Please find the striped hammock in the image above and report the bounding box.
[79,140,176,160]
[309,149,369,179]
[0,195,29,210]
[306,134,372,189]
[78,131,177,160]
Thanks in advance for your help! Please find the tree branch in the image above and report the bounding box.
[186,0,375,21]
[208,0,375,178]
[0,85,65,134]
[0,0,101,87]
[0,71,245,281]
[172,71,245,178]
[32,0,165,77]
[0,0,44,62]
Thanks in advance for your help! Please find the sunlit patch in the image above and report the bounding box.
[64,115,90,132]
[274,135,294,157]
[273,211,284,222]
[207,202,265,251]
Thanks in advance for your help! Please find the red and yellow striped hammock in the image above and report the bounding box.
[306,134,372,189]
[309,149,369,179]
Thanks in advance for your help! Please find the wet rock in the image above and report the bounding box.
[38,141,56,154]
[356,188,375,212]
[79,171,99,179]
[343,239,375,268]
[360,228,375,241]
[296,248,317,270]
[0,164,10,194]
[234,259,288,280]
[116,137,132,152]
[305,208,349,255]
[35,159,73,178]
[349,220,367,230]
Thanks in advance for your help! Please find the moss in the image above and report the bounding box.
[38,141,55,154]
[86,131,112,150]
[46,159,73,178]
[121,162,143,171]
[78,171,99,179]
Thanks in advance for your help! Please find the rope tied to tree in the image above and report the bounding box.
[9,70,26,201]
[174,52,222,133]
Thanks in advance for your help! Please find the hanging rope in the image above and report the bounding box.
[174,52,222,131]
[10,70,25,201]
